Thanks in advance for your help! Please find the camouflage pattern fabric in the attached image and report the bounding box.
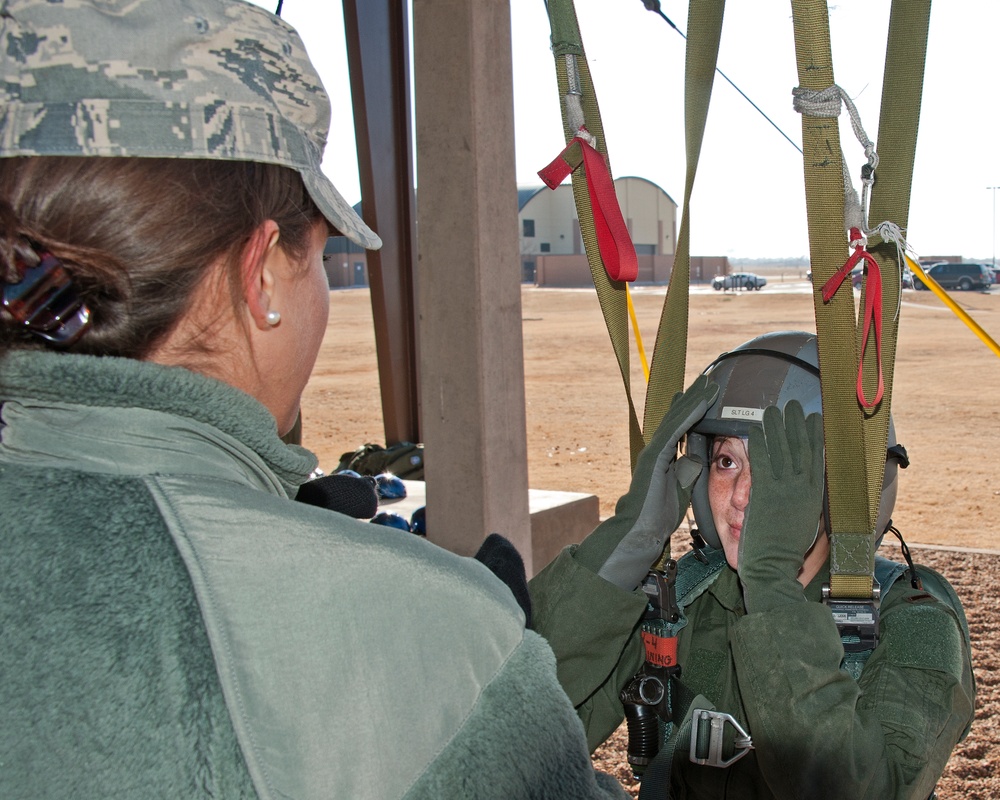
[0,0,381,250]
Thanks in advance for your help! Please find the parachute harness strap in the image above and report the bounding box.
[541,0,645,465]
[794,84,914,409]
[539,51,640,284]
[793,84,878,235]
[791,0,931,609]
[561,54,596,147]
[640,0,726,450]
[794,83,912,319]
[820,227,884,409]
[539,124,638,283]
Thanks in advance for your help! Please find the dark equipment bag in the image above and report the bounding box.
[337,442,425,480]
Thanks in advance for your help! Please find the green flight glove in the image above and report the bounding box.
[738,400,825,614]
[575,375,719,591]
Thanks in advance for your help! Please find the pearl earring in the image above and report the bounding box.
[266,309,281,326]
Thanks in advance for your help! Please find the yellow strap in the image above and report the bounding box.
[907,257,1000,358]
[626,285,650,383]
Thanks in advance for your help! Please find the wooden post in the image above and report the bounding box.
[412,0,532,567]
[343,0,421,445]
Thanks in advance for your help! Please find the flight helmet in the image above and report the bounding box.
[370,511,412,533]
[686,331,905,550]
[374,473,407,500]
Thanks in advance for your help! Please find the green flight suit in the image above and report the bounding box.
[530,544,975,800]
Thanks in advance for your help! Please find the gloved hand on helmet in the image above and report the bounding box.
[574,375,719,591]
[737,400,825,614]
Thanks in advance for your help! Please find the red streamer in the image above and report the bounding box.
[538,129,638,283]
[821,228,885,409]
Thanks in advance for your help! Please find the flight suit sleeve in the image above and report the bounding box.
[530,544,649,752]
[729,586,975,800]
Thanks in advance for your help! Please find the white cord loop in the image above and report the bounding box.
[793,85,879,234]
[563,54,596,147]
[793,84,912,315]
[872,220,915,320]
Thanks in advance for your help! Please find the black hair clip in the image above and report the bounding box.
[1,249,91,345]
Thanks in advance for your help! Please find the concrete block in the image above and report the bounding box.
[380,481,599,576]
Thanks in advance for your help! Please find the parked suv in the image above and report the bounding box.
[914,262,992,291]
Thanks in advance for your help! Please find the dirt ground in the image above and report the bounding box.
[301,278,999,799]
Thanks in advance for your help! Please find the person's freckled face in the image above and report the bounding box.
[708,436,751,570]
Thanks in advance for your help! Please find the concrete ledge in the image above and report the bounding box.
[381,481,600,576]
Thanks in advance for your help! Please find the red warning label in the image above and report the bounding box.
[641,631,678,668]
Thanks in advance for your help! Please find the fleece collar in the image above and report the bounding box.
[0,350,317,497]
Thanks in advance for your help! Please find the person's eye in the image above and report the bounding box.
[715,455,736,470]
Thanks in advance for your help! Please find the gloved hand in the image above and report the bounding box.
[575,375,719,591]
[738,400,825,614]
[475,533,532,629]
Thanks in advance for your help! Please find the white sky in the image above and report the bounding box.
[252,0,1000,261]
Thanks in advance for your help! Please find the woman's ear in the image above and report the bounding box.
[243,220,281,331]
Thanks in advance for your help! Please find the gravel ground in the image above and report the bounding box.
[590,547,1000,799]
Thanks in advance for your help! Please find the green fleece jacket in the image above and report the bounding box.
[0,350,626,800]
[530,542,975,800]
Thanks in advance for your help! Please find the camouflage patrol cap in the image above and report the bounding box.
[0,0,382,250]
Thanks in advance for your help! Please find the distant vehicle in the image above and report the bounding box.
[851,265,915,289]
[806,267,913,289]
[712,272,767,291]
[811,265,913,289]
[913,262,992,291]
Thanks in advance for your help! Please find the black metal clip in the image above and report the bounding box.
[2,251,91,345]
[642,559,680,623]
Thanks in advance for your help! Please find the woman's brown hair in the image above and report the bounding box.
[0,156,324,359]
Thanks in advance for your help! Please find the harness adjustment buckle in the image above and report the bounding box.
[822,582,882,652]
[689,709,754,768]
[642,559,680,623]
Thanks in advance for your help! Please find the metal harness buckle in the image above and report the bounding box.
[689,709,754,768]
[641,559,680,624]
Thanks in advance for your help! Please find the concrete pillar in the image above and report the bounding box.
[412,0,532,570]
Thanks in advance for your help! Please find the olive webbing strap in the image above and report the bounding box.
[546,0,644,465]
[792,0,874,598]
[855,0,931,579]
[641,0,726,445]
[828,0,929,597]
[791,0,929,598]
